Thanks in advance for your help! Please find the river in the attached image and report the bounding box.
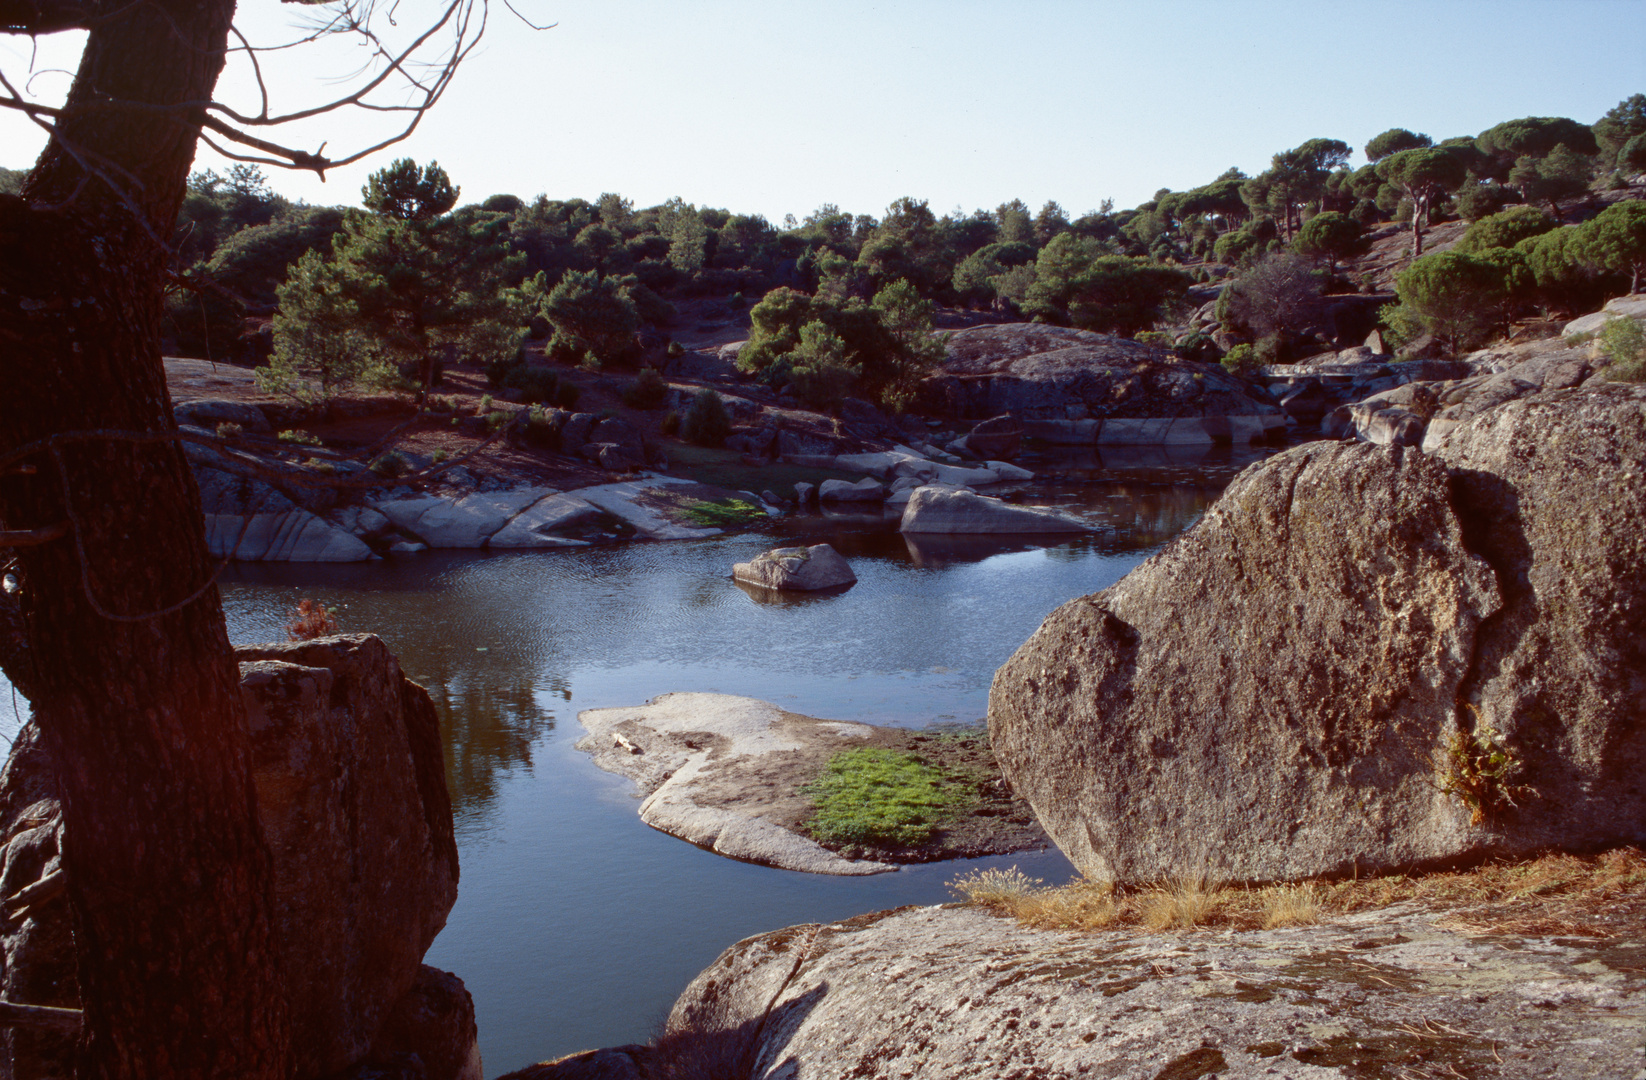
[0,445,1276,1075]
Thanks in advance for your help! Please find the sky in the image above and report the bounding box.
[3,0,1644,223]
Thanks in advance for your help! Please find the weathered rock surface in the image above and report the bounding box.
[336,965,483,1080]
[1563,291,1646,336]
[731,544,856,592]
[507,904,1644,1080]
[232,635,462,1078]
[964,413,1023,458]
[900,486,1087,535]
[991,386,1646,885]
[174,397,272,433]
[576,694,894,875]
[0,634,465,1080]
[817,477,885,503]
[1418,340,1594,451]
[919,324,1286,445]
[992,441,1500,883]
[1433,384,1646,852]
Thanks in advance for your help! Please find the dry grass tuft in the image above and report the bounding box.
[1140,872,1222,932]
[949,848,1646,940]
[1261,883,1321,929]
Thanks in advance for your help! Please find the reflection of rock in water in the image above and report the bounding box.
[901,533,1050,568]
[731,578,854,606]
[422,671,558,838]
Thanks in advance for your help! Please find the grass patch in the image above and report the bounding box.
[805,747,976,848]
[679,498,764,528]
[950,848,1646,938]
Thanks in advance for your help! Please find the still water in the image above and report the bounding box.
[0,446,1274,1075]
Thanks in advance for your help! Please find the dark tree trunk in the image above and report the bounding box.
[0,2,292,1078]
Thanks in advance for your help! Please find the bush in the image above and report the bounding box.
[621,367,668,409]
[286,599,338,641]
[1598,316,1646,382]
[1394,248,1530,354]
[277,429,320,446]
[660,410,681,437]
[1220,343,1260,376]
[680,388,730,447]
[665,339,685,359]
[1456,206,1555,253]
[369,451,412,478]
[484,347,526,388]
[503,363,564,404]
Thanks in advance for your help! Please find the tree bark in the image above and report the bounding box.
[0,1,292,1078]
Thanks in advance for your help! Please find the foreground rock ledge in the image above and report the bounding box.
[503,904,1643,1080]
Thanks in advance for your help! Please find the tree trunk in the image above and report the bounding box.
[0,2,292,1078]
[1411,194,1426,258]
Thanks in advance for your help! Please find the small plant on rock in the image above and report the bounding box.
[1597,315,1646,382]
[1438,716,1530,825]
[278,429,321,446]
[286,598,338,641]
[680,498,762,528]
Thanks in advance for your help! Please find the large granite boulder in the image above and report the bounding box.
[503,904,1645,1080]
[1432,384,1646,852]
[731,544,855,592]
[0,635,465,1080]
[991,441,1496,883]
[918,324,1286,445]
[900,486,1086,535]
[990,386,1646,884]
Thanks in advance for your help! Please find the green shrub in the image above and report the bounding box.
[1598,316,1646,382]
[484,347,525,388]
[430,448,448,465]
[1133,330,1173,348]
[804,748,973,848]
[503,363,563,404]
[680,388,730,447]
[1220,343,1259,376]
[660,410,681,437]
[666,340,685,359]
[214,421,243,439]
[369,451,411,478]
[278,429,321,446]
[621,367,668,409]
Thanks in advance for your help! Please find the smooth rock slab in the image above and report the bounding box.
[372,488,549,548]
[900,486,1086,535]
[565,477,723,540]
[205,511,374,562]
[576,693,893,875]
[629,904,1643,1080]
[486,493,601,548]
[731,544,856,592]
[817,477,885,502]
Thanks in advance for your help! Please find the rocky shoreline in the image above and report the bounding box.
[576,693,1047,875]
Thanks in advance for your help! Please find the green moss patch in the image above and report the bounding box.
[804,747,977,848]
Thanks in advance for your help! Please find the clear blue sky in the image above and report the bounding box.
[3,0,1643,221]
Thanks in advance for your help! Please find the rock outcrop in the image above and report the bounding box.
[731,544,856,592]
[990,386,1646,884]
[919,324,1287,445]
[900,486,1087,535]
[0,635,472,1080]
[576,694,895,876]
[504,903,1645,1080]
[1432,384,1646,852]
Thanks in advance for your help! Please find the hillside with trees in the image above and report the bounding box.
[116,92,1643,410]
